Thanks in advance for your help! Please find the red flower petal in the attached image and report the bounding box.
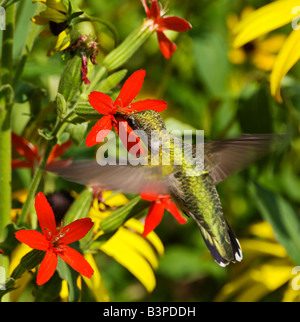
[12,132,38,163]
[47,141,72,164]
[157,31,177,59]
[149,0,161,20]
[15,230,49,251]
[142,201,165,237]
[12,159,33,170]
[36,250,58,285]
[85,115,113,147]
[114,119,145,156]
[141,192,166,202]
[141,0,150,17]
[57,245,94,278]
[130,99,167,113]
[88,91,115,115]
[35,192,57,239]
[58,218,94,245]
[156,16,192,32]
[115,70,146,108]
[163,198,187,224]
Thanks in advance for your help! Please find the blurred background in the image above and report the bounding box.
[10,0,300,301]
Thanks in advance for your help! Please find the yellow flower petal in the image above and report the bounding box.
[102,191,129,208]
[228,48,247,64]
[247,221,275,240]
[124,219,165,256]
[39,8,66,23]
[82,254,110,302]
[251,51,276,71]
[56,30,71,51]
[282,280,300,302]
[256,34,286,54]
[31,15,49,25]
[100,228,158,292]
[233,0,299,48]
[59,280,69,301]
[241,239,287,258]
[117,227,159,269]
[9,244,33,302]
[215,259,292,302]
[12,189,28,204]
[270,29,300,102]
[46,0,67,13]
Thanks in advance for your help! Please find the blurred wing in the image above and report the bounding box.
[47,159,170,195]
[202,134,278,185]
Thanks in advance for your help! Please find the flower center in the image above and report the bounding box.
[49,21,68,36]
[43,226,69,248]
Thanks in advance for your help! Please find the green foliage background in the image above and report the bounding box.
[8,0,300,301]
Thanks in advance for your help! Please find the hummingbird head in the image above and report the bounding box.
[117,110,167,135]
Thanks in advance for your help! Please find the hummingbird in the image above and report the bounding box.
[50,110,276,267]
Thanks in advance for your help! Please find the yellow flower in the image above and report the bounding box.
[31,0,71,55]
[214,221,299,302]
[88,191,164,294]
[228,7,286,72]
[233,0,300,102]
[9,244,34,302]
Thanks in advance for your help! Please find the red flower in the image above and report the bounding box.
[15,192,94,285]
[0,250,3,254]
[86,69,167,152]
[141,192,187,237]
[12,132,72,170]
[141,0,192,59]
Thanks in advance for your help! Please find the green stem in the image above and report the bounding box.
[0,4,14,237]
[103,22,154,72]
[0,4,15,302]
[17,115,65,226]
[17,139,55,226]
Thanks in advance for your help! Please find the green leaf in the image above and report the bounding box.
[75,101,100,120]
[58,55,82,104]
[63,188,93,225]
[56,93,68,119]
[250,183,300,264]
[100,196,149,233]
[38,128,54,141]
[237,86,273,133]
[65,122,88,145]
[193,33,230,98]
[56,257,80,302]
[89,231,116,250]
[97,69,128,93]
[2,0,20,9]
[11,249,45,280]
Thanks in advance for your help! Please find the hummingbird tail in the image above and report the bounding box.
[198,220,243,267]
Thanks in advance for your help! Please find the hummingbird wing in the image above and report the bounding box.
[201,134,277,185]
[47,159,171,195]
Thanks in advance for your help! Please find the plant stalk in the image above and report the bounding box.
[0,3,15,302]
